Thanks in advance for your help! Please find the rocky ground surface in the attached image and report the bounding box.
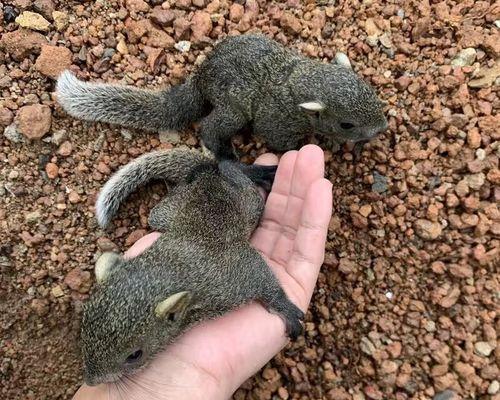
[1,0,499,399]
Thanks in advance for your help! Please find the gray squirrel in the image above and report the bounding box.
[82,149,304,386]
[56,34,387,159]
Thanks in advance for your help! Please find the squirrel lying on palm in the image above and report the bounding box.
[82,149,304,386]
[57,34,387,159]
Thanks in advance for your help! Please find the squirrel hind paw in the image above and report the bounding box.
[241,164,277,192]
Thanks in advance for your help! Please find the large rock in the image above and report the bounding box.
[35,45,72,79]
[15,11,51,32]
[0,29,47,61]
[16,104,52,140]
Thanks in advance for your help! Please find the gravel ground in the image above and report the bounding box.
[1,0,499,399]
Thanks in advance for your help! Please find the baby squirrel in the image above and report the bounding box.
[82,149,304,386]
[56,34,388,159]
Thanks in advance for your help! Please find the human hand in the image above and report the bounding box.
[74,144,332,400]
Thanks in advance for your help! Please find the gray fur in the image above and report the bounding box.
[56,34,387,159]
[83,150,303,385]
[95,148,208,227]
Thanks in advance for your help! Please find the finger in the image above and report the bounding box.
[254,153,279,166]
[251,151,298,256]
[124,232,161,259]
[72,383,108,400]
[286,178,333,304]
[270,145,325,266]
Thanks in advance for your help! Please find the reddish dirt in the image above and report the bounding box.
[0,1,499,399]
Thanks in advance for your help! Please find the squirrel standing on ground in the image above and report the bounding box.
[81,149,304,386]
[56,34,388,159]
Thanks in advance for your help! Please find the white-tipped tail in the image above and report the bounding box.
[95,149,211,228]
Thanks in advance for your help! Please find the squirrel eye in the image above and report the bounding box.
[340,122,355,130]
[125,349,143,363]
[167,312,176,322]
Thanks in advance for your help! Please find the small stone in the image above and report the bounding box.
[45,162,59,179]
[52,11,69,31]
[120,129,133,141]
[359,205,372,217]
[464,173,485,190]
[146,26,175,48]
[176,0,192,9]
[17,104,52,140]
[190,11,212,42]
[68,191,81,204]
[51,285,64,298]
[174,40,191,53]
[150,7,175,27]
[31,298,49,316]
[0,107,14,127]
[15,11,51,32]
[64,267,92,293]
[147,48,165,73]
[278,387,289,400]
[280,12,302,35]
[57,141,72,157]
[97,237,119,252]
[364,18,382,37]
[454,362,475,378]
[8,170,20,180]
[35,45,73,79]
[334,52,351,69]
[173,17,191,40]
[3,5,19,23]
[0,29,47,61]
[451,48,477,67]
[433,390,457,400]
[414,219,442,240]
[474,341,494,357]
[488,380,499,395]
[380,360,398,374]
[360,336,376,355]
[25,211,41,224]
[425,320,437,332]
[96,162,111,175]
[364,385,383,400]
[125,229,148,246]
[372,172,388,193]
[229,3,244,22]
[51,129,67,145]
[126,0,150,13]
[4,123,24,143]
[116,39,129,54]
[468,62,500,88]
[159,130,180,144]
[439,286,460,308]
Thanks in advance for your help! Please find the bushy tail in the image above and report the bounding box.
[96,149,211,228]
[56,71,205,132]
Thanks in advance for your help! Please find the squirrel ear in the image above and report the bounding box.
[298,101,325,113]
[155,291,191,319]
[95,252,122,284]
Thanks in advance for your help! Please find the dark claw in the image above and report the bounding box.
[284,304,305,340]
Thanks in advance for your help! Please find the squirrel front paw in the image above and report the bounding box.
[282,300,305,340]
[261,291,304,340]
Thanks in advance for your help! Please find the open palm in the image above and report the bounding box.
[74,145,332,400]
